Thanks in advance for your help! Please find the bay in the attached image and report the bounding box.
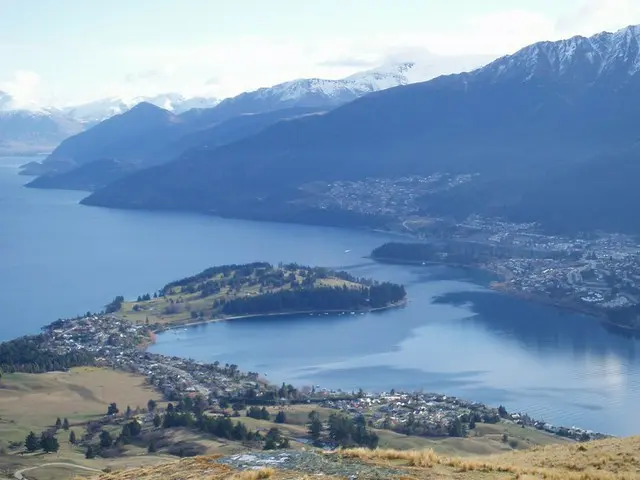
[1,157,639,436]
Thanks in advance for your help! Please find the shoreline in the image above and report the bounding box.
[490,283,640,333]
[371,255,640,333]
[150,299,408,335]
[489,282,603,318]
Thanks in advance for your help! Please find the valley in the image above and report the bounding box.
[4,14,640,480]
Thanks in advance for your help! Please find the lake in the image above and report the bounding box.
[2,157,639,436]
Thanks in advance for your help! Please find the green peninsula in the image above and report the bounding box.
[114,262,406,328]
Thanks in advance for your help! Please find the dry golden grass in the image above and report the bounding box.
[230,468,275,479]
[339,447,440,467]
[81,457,342,480]
[336,437,640,479]
[0,367,162,444]
[76,437,640,480]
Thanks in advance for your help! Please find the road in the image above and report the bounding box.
[13,463,101,480]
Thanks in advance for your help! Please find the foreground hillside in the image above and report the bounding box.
[82,437,640,479]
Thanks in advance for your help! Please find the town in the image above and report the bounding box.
[306,174,640,330]
[33,313,607,444]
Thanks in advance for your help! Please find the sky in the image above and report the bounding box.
[1,0,640,108]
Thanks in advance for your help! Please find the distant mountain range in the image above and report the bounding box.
[81,25,640,234]
[60,93,221,124]
[6,59,486,159]
[21,61,458,187]
[0,92,84,155]
[26,104,325,190]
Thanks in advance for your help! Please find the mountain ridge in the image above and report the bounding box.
[82,24,640,234]
[24,62,445,184]
[61,93,221,123]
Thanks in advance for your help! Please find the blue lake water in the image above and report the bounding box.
[2,157,640,436]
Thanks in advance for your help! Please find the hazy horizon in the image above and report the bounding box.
[1,0,639,108]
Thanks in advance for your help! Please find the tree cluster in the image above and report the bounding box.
[327,413,379,449]
[263,427,289,450]
[24,431,59,453]
[162,263,271,294]
[0,335,94,373]
[105,296,125,313]
[161,411,257,443]
[220,282,405,316]
[246,406,270,420]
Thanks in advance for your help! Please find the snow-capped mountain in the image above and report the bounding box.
[62,93,220,123]
[242,61,457,107]
[186,61,477,125]
[473,24,640,85]
[252,62,419,103]
[83,24,640,235]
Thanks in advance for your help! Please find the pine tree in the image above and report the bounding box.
[448,417,467,438]
[260,407,270,420]
[147,440,157,453]
[279,437,290,449]
[85,445,96,459]
[69,430,77,444]
[99,430,113,448]
[308,411,322,441]
[153,414,162,428]
[62,418,70,430]
[275,411,287,424]
[25,431,39,452]
[40,432,59,453]
[55,417,62,429]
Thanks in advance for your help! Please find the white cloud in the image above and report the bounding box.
[556,0,640,37]
[9,0,640,108]
[106,6,609,101]
[0,70,45,110]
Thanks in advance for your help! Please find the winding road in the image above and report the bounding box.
[13,463,101,479]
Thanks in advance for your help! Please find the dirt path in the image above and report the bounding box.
[14,462,101,480]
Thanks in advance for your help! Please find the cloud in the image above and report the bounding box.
[9,1,640,107]
[556,0,640,37]
[317,57,381,69]
[124,68,166,83]
[0,90,13,110]
[0,70,43,109]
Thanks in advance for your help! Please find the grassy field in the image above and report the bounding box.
[0,373,574,479]
[0,368,228,480]
[73,436,640,479]
[117,265,362,327]
[231,404,569,457]
[0,367,162,447]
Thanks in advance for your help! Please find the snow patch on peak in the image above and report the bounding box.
[477,24,640,84]
[251,62,430,104]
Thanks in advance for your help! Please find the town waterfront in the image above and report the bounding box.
[2,158,640,436]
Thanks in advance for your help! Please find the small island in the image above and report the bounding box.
[110,262,407,328]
